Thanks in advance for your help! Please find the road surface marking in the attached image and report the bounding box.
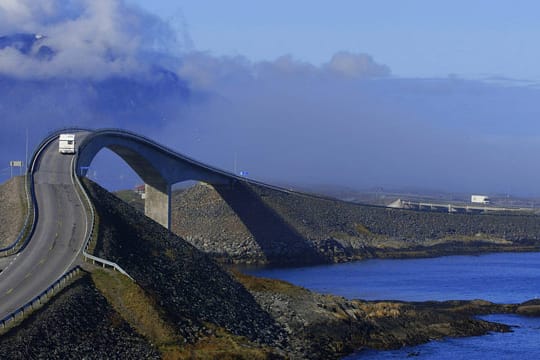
[6,288,13,295]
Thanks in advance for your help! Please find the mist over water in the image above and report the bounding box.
[2,1,540,197]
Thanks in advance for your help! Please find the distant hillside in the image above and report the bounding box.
[171,182,540,265]
[0,177,25,248]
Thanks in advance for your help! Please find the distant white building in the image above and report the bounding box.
[471,195,490,204]
[135,184,146,199]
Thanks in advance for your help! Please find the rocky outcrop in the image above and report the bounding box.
[83,179,288,349]
[235,272,516,359]
[2,179,539,360]
[0,275,160,359]
[516,299,540,316]
[171,182,540,265]
[0,177,25,248]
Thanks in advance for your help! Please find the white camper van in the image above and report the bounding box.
[58,133,76,154]
[471,195,490,205]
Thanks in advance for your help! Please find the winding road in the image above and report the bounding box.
[0,128,306,325]
[0,132,89,320]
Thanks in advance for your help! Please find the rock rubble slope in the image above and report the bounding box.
[84,179,288,348]
[172,182,540,265]
[0,275,160,359]
[1,178,539,359]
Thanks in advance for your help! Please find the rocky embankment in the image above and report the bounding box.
[0,275,160,359]
[236,272,522,358]
[1,179,540,359]
[0,176,25,248]
[171,182,540,265]
[84,179,288,349]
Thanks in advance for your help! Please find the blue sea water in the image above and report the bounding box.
[246,252,540,359]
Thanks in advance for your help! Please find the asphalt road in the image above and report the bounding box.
[0,133,88,320]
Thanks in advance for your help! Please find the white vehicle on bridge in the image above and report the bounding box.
[58,133,76,154]
[471,195,490,204]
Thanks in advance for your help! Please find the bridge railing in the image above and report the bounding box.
[0,266,83,331]
[70,145,133,280]
[0,128,132,335]
[78,128,390,211]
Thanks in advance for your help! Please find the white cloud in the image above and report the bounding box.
[324,51,390,78]
[177,51,389,91]
[0,0,175,79]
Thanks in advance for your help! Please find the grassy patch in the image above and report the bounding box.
[91,270,183,357]
[354,223,372,236]
[173,325,277,360]
[432,234,511,245]
[92,270,277,359]
[232,270,309,297]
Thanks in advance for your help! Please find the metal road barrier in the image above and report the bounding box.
[0,266,83,331]
[0,128,133,333]
[0,128,90,256]
[70,154,133,280]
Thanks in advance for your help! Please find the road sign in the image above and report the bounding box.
[9,160,23,177]
[239,171,249,176]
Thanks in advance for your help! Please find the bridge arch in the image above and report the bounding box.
[76,130,235,229]
[74,128,327,265]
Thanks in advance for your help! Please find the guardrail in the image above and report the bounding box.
[78,128,350,204]
[0,128,92,256]
[70,137,133,280]
[0,128,132,333]
[0,266,83,331]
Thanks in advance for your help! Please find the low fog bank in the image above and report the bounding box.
[2,1,540,197]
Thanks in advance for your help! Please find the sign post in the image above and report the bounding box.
[9,161,23,177]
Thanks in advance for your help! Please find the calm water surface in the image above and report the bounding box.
[246,252,540,359]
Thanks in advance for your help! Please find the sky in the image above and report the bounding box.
[1,0,540,197]
[128,0,540,80]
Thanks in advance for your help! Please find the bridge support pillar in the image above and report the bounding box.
[145,182,171,229]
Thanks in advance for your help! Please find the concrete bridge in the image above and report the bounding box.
[1,128,328,329]
[77,129,247,229]
[387,198,531,214]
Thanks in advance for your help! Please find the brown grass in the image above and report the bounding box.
[232,270,309,297]
[171,325,277,360]
[354,223,373,236]
[0,176,25,247]
[91,270,183,357]
[92,270,278,359]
